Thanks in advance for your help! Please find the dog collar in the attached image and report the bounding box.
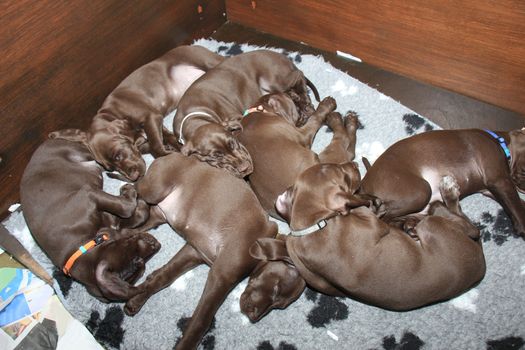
[290,220,327,236]
[484,129,511,159]
[243,105,267,117]
[178,111,215,145]
[63,233,109,276]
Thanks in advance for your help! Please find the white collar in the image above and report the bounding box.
[290,220,327,236]
[178,111,214,145]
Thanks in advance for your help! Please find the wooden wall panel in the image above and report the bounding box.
[226,0,525,116]
[0,0,226,218]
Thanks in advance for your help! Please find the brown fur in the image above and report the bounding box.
[20,139,160,302]
[51,45,224,181]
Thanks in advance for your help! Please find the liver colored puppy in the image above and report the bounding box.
[239,93,370,219]
[20,139,160,302]
[53,45,224,181]
[240,171,485,321]
[360,129,525,238]
[174,50,319,178]
[122,152,278,350]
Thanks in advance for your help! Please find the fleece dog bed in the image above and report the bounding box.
[4,39,525,350]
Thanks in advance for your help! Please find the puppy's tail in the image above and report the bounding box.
[362,156,372,171]
[306,77,320,102]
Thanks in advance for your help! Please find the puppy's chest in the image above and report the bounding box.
[158,187,185,223]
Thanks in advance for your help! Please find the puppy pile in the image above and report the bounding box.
[12,41,525,349]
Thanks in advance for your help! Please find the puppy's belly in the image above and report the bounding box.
[169,64,206,101]
[157,187,184,223]
[418,167,442,214]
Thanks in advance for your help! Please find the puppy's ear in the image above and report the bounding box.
[340,162,361,193]
[49,128,88,144]
[95,260,140,301]
[249,238,293,264]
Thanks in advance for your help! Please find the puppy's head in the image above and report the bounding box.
[181,123,253,178]
[240,238,305,322]
[93,229,161,301]
[275,162,362,230]
[509,128,525,192]
[255,92,302,126]
[49,120,146,182]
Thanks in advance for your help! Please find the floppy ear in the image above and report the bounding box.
[340,162,362,193]
[249,238,293,264]
[327,192,353,215]
[49,128,88,144]
[267,94,300,125]
[95,260,140,301]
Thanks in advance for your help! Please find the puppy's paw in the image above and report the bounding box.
[124,293,149,316]
[344,111,359,131]
[120,184,138,201]
[325,112,344,131]
[318,96,337,112]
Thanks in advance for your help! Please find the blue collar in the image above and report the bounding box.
[484,129,511,160]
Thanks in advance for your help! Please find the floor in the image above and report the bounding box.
[211,22,524,131]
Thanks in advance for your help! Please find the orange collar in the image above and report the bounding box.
[243,105,267,116]
[63,233,109,276]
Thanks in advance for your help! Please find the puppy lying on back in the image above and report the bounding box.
[20,138,160,302]
[122,152,278,350]
[239,92,373,219]
[240,170,485,321]
[53,45,224,181]
[174,50,320,178]
[360,128,525,238]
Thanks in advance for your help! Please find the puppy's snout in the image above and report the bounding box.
[127,166,142,182]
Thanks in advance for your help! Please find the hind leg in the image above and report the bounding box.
[124,243,205,316]
[297,97,336,146]
[175,253,255,349]
[318,111,358,164]
[428,175,480,240]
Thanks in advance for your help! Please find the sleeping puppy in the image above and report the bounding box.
[240,170,485,321]
[52,45,224,181]
[20,138,160,302]
[360,128,525,238]
[122,151,278,350]
[174,49,319,178]
[239,92,375,218]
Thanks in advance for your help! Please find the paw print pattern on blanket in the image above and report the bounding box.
[305,289,349,328]
[403,113,434,135]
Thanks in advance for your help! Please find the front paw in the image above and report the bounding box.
[124,293,149,316]
[120,184,137,201]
